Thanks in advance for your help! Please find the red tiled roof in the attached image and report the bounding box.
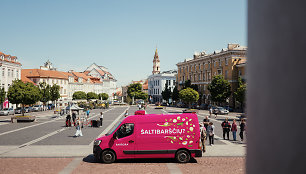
[21,73,35,84]
[22,69,69,79]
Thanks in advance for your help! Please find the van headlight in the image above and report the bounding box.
[94,140,101,146]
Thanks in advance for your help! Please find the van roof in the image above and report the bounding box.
[123,113,198,123]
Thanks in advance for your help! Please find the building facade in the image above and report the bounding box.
[176,44,247,107]
[148,70,177,103]
[0,51,22,92]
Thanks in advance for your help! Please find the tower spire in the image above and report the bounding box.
[152,47,160,74]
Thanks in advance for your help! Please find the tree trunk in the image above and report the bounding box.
[22,104,25,116]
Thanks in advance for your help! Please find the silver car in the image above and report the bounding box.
[32,105,43,112]
[213,107,229,115]
[0,108,15,115]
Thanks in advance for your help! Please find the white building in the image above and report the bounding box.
[22,62,117,104]
[0,51,22,92]
[147,49,177,103]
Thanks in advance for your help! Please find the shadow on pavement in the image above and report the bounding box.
[83,154,197,164]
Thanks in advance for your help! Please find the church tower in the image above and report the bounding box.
[152,48,160,74]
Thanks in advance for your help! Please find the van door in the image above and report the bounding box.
[113,123,136,159]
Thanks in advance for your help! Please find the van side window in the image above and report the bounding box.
[117,123,134,139]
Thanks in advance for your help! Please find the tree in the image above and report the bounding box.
[7,80,41,115]
[161,83,172,103]
[179,87,199,108]
[73,91,87,100]
[127,83,147,100]
[172,86,180,102]
[234,77,246,112]
[99,93,109,100]
[208,75,231,105]
[39,82,51,109]
[0,87,6,105]
[50,84,60,106]
[87,92,99,100]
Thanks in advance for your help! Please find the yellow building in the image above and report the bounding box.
[176,44,247,108]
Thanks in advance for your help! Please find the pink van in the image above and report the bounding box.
[93,113,202,163]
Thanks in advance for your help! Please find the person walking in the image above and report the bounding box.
[209,107,213,118]
[221,118,231,140]
[66,114,71,127]
[200,123,207,152]
[240,118,246,142]
[124,110,128,117]
[100,112,104,127]
[74,117,83,137]
[86,109,90,119]
[207,122,215,146]
[72,111,76,126]
[231,119,238,141]
[203,116,210,139]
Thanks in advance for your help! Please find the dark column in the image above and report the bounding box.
[247,0,306,173]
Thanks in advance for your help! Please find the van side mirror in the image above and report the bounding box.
[113,132,117,139]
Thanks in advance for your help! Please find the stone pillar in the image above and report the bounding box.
[247,0,306,173]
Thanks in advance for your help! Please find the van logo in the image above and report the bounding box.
[116,143,128,146]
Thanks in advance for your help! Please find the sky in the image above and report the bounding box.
[0,0,247,87]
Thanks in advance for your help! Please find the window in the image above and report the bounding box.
[173,80,176,85]
[8,69,10,77]
[203,72,206,81]
[218,69,222,75]
[2,68,4,76]
[219,59,221,67]
[225,70,228,79]
[16,70,19,78]
[116,123,134,139]
[225,58,228,65]
[198,73,201,81]
[214,61,216,67]
[11,69,14,77]
[239,70,242,76]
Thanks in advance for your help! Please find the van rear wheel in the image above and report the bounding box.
[101,150,116,164]
[175,149,190,163]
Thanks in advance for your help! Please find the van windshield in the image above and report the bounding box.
[105,121,121,136]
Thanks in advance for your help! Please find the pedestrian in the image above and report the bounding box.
[86,109,90,119]
[124,110,128,117]
[200,123,207,152]
[72,111,76,126]
[203,116,210,139]
[221,118,231,140]
[66,114,71,127]
[209,107,213,118]
[231,119,238,141]
[240,118,246,142]
[74,117,83,137]
[207,122,215,146]
[100,112,103,127]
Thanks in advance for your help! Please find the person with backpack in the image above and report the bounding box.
[200,123,207,152]
[231,119,238,141]
[207,122,215,146]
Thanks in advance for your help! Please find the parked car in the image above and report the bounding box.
[213,107,229,115]
[176,102,186,108]
[199,103,208,110]
[224,106,234,112]
[14,107,26,114]
[0,108,15,115]
[32,105,43,112]
[24,107,32,113]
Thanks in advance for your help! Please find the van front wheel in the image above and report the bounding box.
[101,150,116,164]
[175,150,190,163]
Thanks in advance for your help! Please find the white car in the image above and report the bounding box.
[32,105,43,112]
[0,108,15,115]
[213,107,229,115]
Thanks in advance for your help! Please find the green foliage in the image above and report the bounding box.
[87,92,99,100]
[127,83,147,100]
[0,87,6,104]
[172,86,179,102]
[39,82,51,104]
[99,93,109,100]
[73,91,87,100]
[179,88,199,108]
[50,84,60,102]
[7,80,41,115]
[208,75,231,104]
[234,77,246,109]
[161,83,172,103]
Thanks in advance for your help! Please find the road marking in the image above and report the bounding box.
[89,106,129,146]
[0,107,115,137]
[167,163,183,174]
[59,158,82,174]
